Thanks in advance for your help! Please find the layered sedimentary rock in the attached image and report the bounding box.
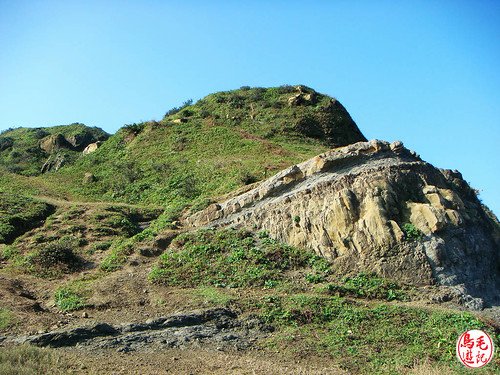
[187,140,500,308]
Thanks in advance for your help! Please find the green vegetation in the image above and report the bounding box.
[149,228,328,287]
[402,222,424,241]
[24,237,83,277]
[192,286,235,305]
[54,275,97,311]
[0,86,497,374]
[258,295,498,374]
[0,86,363,208]
[54,288,86,311]
[100,204,180,271]
[0,202,161,276]
[146,227,499,373]
[0,245,20,261]
[0,193,53,244]
[0,308,14,330]
[0,123,108,176]
[323,272,408,301]
[0,345,68,375]
[100,238,134,272]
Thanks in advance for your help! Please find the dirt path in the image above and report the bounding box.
[34,195,164,211]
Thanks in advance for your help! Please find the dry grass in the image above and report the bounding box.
[0,345,70,375]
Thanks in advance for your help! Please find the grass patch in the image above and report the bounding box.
[192,286,235,306]
[0,308,14,330]
[53,275,97,311]
[149,228,325,288]
[100,203,184,271]
[100,239,133,272]
[0,245,20,261]
[322,272,408,301]
[54,288,86,311]
[1,86,353,207]
[0,193,53,244]
[0,345,68,375]
[258,294,499,374]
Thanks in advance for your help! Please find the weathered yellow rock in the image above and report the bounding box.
[186,140,500,299]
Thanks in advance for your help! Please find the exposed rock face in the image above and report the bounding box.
[82,141,102,155]
[83,172,96,184]
[187,140,500,308]
[66,129,107,151]
[39,134,72,153]
[40,130,108,154]
[288,85,318,106]
[40,153,65,173]
[8,308,272,352]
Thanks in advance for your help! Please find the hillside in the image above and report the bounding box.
[188,140,500,309]
[0,123,109,176]
[0,86,499,374]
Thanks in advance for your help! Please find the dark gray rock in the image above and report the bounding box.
[7,308,270,352]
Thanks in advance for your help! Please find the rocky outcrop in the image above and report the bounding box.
[41,153,65,173]
[8,308,272,352]
[82,172,96,183]
[288,85,318,106]
[40,131,108,154]
[39,134,72,153]
[66,129,108,151]
[187,140,500,309]
[82,142,102,155]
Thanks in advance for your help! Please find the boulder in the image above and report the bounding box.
[172,118,188,124]
[66,129,107,151]
[82,142,102,155]
[40,129,109,154]
[288,85,317,106]
[83,172,96,184]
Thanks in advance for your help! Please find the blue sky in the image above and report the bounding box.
[0,1,499,215]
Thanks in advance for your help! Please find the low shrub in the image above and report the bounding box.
[149,228,330,288]
[402,223,424,241]
[323,272,408,301]
[25,237,83,276]
[54,287,87,311]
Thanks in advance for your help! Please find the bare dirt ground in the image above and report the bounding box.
[60,347,348,375]
[0,258,349,374]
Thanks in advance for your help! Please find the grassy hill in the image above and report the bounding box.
[0,86,365,211]
[1,86,497,374]
[0,123,109,176]
[0,85,368,272]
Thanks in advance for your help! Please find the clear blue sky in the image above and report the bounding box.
[0,1,499,215]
